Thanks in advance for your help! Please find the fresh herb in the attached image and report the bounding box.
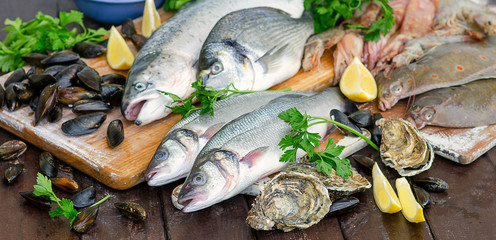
[278,107,379,178]
[304,0,395,42]
[0,10,108,72]
[159,78,290,117]
[163,0,192,11]
[33,172,110,227]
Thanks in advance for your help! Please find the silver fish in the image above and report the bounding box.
[177,87,347,212]
[121,0,305,125]
[145,91,315,186]
[198,7,314,91]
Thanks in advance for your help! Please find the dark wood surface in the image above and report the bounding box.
[1,1,496,239]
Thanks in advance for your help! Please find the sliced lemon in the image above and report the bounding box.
[142,0,161,38]
[106,26,135,70]
[372,162,402,213]
[396,177,425,223]
[339,56,377,102]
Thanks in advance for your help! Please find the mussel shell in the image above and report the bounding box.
[55,64,84,88]
[0,140,27,161]
[109,90,123,107]
[19,191,52,209]
[43,65,66,76]
[351,155,375,170]
[101,74,126,85]
[329,109,362,135]
[40,50,80,66]
[412,177,449,192]
[107,119,124,148]
[51,177,79,192]
[114,202,147,221]
[28,73,57,90]
[72,100,112,114]
[349,110,373,128]
[344,99,359,115]
[121,18,136,38]
[35,84,59,126]
[39,151,58,178]
[0,84,5,108]
[131,34,147,50]
[4,68,26,88]
[29,95,39,112]
[413,185,431,208]
[326,196,360,218]
[5,84,19,111]
[4,163,24,183]
[71,186,96,208]
[61,112,107,136]
[58,87,102,105]
[21,53,48,67]
[12,82,34,104]
[72,205,99,233]
[47,104,63,123]
[26,66,43,76]
[370,112,383,145]
[100,83,123,101]
[76,66,101,91]
[73,42,106,58]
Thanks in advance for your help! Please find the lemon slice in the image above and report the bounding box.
[142,0,161,38]
[339,56,377,102]
[106,26,135,70]
[372,162,402,213]
[396,177,425,223]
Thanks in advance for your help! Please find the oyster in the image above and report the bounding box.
[246,172,331,232]
[377,118,433,176]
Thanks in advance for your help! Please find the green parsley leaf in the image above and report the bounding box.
[33,172,53,197]
[49,207,65,217]
[163,0,191,11]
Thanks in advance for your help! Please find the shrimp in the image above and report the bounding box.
[332,30,364,85]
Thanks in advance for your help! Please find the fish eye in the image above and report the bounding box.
[423,110,434,120]
[193,173,206,185]
[211,62,223,75]
[391,85,402,94]
[155,151,168,160]
[134,82,147,91]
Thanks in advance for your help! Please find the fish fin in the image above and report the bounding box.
[241,146,269,168]
[256,44,290,74]
[200,122,225,140]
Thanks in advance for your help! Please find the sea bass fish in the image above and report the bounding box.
[177,88,347,212]
[121,0,305,125]
[198,7,314,91]
[376,38,496,111]
[407,79,496,129]
[145,90,315,186]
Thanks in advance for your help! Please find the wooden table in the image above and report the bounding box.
[1,1,496,239]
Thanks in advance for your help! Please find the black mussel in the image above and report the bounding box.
[43,65,66,76]
[131,34,147,50]
[21,53,48,67]
[72,100,112,114]
[349,110,373,128]
[4,68,26,88]
[76,59,88,66]
[76,66,101,91]
[72,205,99,233]
[62,112,107,136]
[326,197,360,218]
[26,66,43,76]
[109,90,123,107]
[344,99,359,115]
[0,84,5,108]
[55,64,84,88]
[101,74,126,85]
[413,177,449,192]
[107,119,124,148]
[100,83,123,101]
[12,82,34,104]
[73,42,106,58]
[121,18,136,38]
[47,104,63,123]
[371,112,383,125]
[19,191,52,209]
[330,109,362,135]
[351,155,375,170]
[0,140,27,161]
[58,87,101,105]
[39,151,58,178]
[370,113,383,146]
[28,73,57,90]
[114,202,147,221]
[40,50,79,66]
[71,186,96,208]
[5,84,19,111]
[4,163,24,183]
[35,84,59,126]
[413,185,431,208]
[51,177,79,192]
[29,95,39,112]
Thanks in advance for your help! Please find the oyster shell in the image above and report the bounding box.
[246,172,331,232]
[377,118,433,176]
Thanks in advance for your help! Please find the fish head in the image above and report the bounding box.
[199,41,255,91]
[122,52,195,125]
[407,93,446,129]
[177,149,240,212]
[146,129,199,186]
[377,67,415,111]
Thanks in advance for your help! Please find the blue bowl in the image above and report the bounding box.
[74,0,165,25]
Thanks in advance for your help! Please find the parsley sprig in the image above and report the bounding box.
[278,107,379,178]
[33,173,110,227]
[159,78,290,118]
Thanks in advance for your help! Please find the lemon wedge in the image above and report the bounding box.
[396,177,425,223]
[372,162,402,213]
[142,0,161,38]
[106,26,135,70]
[339,56,377,102]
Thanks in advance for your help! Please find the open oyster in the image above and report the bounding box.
[246,172,331,232]
[376,118,434,176]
